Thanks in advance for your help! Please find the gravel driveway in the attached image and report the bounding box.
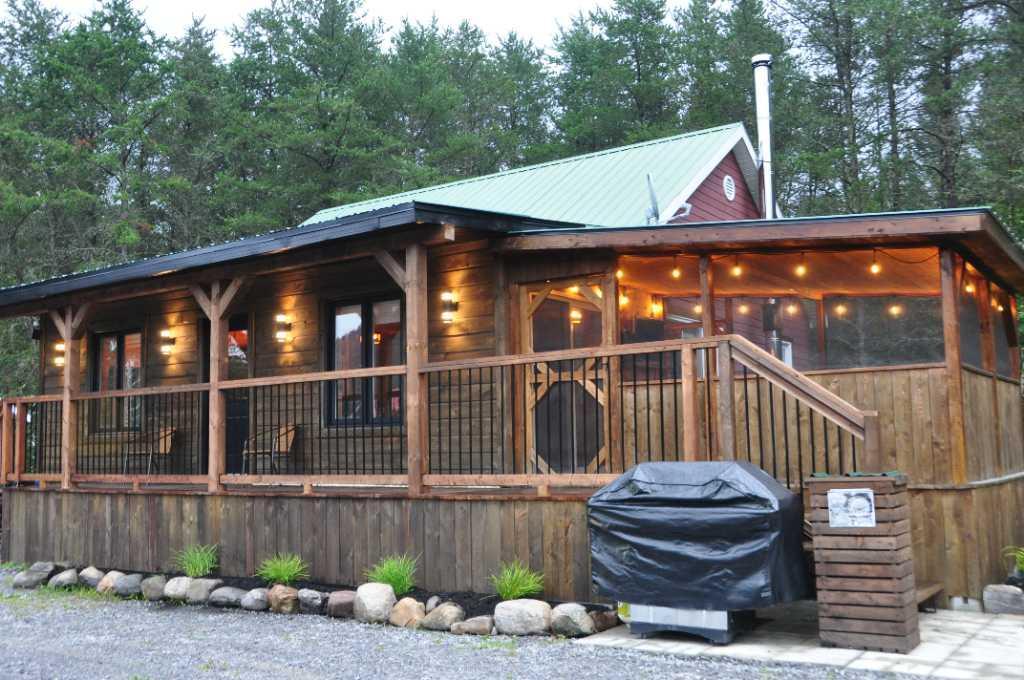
[0,571,909,680]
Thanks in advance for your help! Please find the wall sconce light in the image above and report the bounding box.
[618,292,629,308]
[441,291,459,324]
[737,303,750,315]
[53,341,66,367]
[650,299,664,318]
[274,313,292,343]
[569,308,583,325]
[964,281,976,294]
[888,304,903,318]
[785,303,799,316]
[159,329,176,355]
[615,269,624,280]
[373,331,383,345]
[834,303,848,317]
[693,303,703,315]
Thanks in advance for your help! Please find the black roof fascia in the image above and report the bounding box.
[0,202,584,310]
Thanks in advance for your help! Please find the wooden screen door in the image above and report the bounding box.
[515,276,616,474]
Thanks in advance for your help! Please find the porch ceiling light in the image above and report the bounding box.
[730,255,742,278]
[441,290,459,324]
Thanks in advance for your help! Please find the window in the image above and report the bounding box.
[226,314,250,380]
[92,331,142,430]
[330,299,403,422]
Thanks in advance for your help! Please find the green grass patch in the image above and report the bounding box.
[364,554,418,596]
[173,544,219,578]
[0,561,28,571]
[256,553,309,586]
[490,561,544,601]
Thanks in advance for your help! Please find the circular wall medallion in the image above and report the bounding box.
[723,175,737,201]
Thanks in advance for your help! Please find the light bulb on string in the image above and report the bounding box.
[869,251,882,275]
[730,255,742,278]
[737,303,750,315]
[794,252,808,278]
[834,303,848,317]
[671,254,682,280]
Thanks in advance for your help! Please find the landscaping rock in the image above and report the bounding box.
[354,583,396,623]
[984,584,1024,614]
[494,599,552,636]
[141,575,167,601]
[163,576,193,601]
[240,588,269,612]
[267,584,300,614]
[96,570,125,595]
[186,578,223,605]
[426,595,441,612]
[451,615,494,635]
[297,588,324,614]
[28,562,58,578]
[419,601,465,631]
[78,566,104,588]
[589,609,620,633]
[47,569,79,589]
[326,590,357,618]
[388,597,425,628]
[551,603,594,637]
[209,586,248,608]
[113,573,144,597]
[13,569,49,589]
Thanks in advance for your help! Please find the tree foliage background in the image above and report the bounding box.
[0,0,1021,393]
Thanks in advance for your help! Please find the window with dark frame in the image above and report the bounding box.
[91,330,143,431]
[328,298,403,424]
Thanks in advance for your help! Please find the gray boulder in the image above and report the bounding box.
[326,590,357,618]
[96,570,125,594]
[13,569,50,589]
[163,576,193,601]
[186,578,223,605]
[354,583,396,624]
[494,599,552,636]
[297,589,324,614]
[113,573,144,597]
[419,601,465,631]
[28,562,58,579]
[241,588,269,612]
[78,566,104,588]
[141,575,167,601]
[451,615,494,635]
[47,568,79,589]
[209,586,248,608]
[984,584,1024,615]
[551,603,595,637]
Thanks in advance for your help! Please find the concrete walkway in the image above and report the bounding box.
[575,601,1024,678]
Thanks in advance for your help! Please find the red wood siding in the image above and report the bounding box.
[670,151,761,223]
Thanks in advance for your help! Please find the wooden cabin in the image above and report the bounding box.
[1,122,1022,606]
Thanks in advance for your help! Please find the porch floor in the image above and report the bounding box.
[575,600,1024,678]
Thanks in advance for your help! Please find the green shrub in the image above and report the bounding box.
[256,553,309,586]
[173,544,219,578]
[490,561,544,600]
[1004,545,1024,572]
[364,554,418,596]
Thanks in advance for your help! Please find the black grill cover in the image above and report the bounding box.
[588,461,809,610]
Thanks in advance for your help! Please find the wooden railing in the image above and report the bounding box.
[0,335,879,495]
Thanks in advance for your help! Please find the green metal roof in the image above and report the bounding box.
[302,123,752,229]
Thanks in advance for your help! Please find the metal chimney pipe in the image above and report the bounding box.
[752,54,774,220]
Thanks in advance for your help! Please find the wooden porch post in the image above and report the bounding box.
[698,255,715,337]
[50,303,90,490]
[681,345,699,460]
[716,340,735,458]
[1,400,13,482]
[939,249,968,485]
[191,278,246,493]
[404,244,428,496]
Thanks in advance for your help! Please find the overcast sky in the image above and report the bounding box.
[36,0,624,56]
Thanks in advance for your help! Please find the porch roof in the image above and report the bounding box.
[502,207,1024,292]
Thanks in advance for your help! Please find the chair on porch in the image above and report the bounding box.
[242,424,298,474]
[120,426,176,475]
